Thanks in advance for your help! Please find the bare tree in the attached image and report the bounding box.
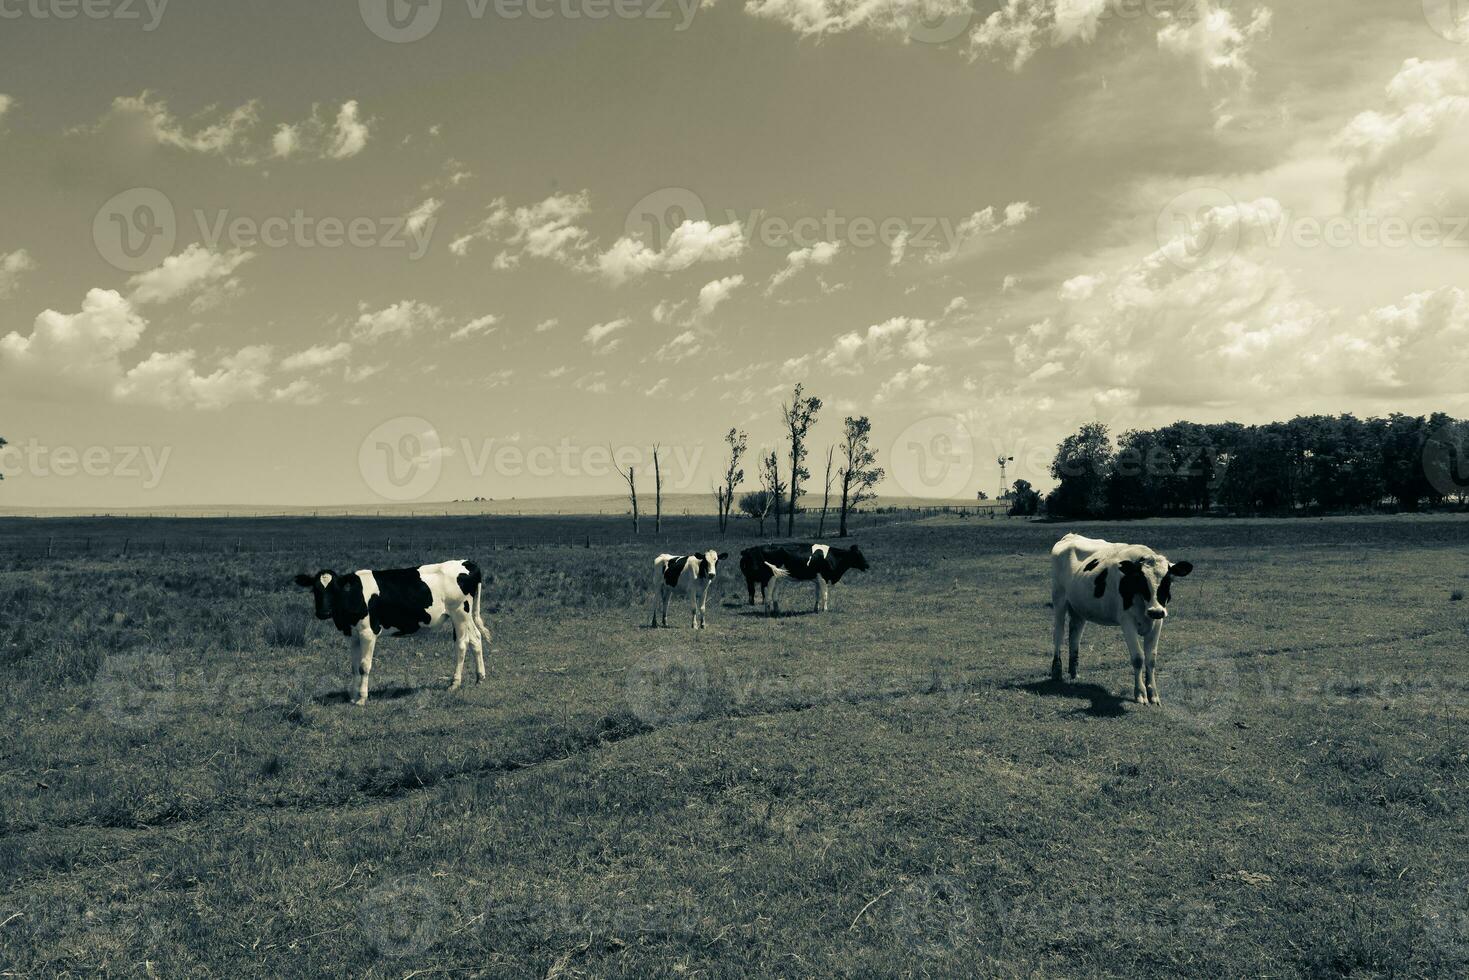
[614,453,639,534]
[759,449,786,538]
[838,416,883,538]
[781,383,822,536]
[817,445,836,538]
[716,427,748,535]
[652,444,662,535]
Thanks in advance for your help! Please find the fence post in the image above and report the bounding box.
[46,537,54,558]
[121,538,129,558]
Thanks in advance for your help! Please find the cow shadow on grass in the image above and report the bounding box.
[312,686,421,705]
[1008,678,1129,719]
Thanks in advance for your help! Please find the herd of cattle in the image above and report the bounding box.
[293,533,1193,707]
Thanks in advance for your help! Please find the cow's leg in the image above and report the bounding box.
[347,638,361,701]
[746,575,756,606]
[650,585,661,628]
[812,578,822,614]
[472,586,492,681]
[1144,624,1162,704]
[1051,601,1068,681]
[1122,622,1147,704]
[1067,611,1086,681]
[354,629,377,706]
[449,616,471,691]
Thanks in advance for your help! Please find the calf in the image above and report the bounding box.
[740,543,870,616]
[294,559,493,705]
[651,550,728,629]
[1050,534,1193,705]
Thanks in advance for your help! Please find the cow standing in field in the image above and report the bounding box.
[1050,534,1193,705]
[740,543,870,616]
[294,559,493,706]
[651,550,728,629]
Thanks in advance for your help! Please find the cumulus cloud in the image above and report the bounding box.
[0,286,286,409]
[0,249,35,297]
[534,318,559,333]
[584,317,631,350]
[767,240,842,294]
[451,192,592,268]
[1334,57,1469,208]
[876,362,937,402]
[821,316,931,373]
[595,218,746,285]
[354,300,444,341]
[449,314,500,340]
[1155,3,1272,85]
[326,101,371,159]
[697,274,745,315]
[657,329,704,362]
[1058,273,1104,302]
[891,202,1033,265]
[742,0,973,39]
[406,198,442,237]
[281,342,352,372]
[92,93,372,163]
[971,0,1108,71]
[126,244,253,309]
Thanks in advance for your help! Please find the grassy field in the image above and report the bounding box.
[2,513,1468,977]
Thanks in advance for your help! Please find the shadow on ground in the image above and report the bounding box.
[1009,677,1129,718]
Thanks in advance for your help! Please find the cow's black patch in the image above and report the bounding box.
[457,560,483,604]
[364,568,435,637]
[1093,568,1108,598]
[1158,575,1172,606]
[662,555,691,588]
[1118,560,1151,611]
[329,574,370,636]
[464,600,472,613]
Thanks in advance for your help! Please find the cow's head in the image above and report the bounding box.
[1118,554,1193,627]
[293,570,340,620]
[695,550,729,578]
[837,545,869,573]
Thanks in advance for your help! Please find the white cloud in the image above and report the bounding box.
[406,198,442,237]
[99,92,261,158]
[270,377,324,406]
[876,362,937,402]
[595,218,746,284]
[646,377,670,396]
[450,314,500,340]
[767,240,842,293]
[697,274,745,315]
[534,318,559,333]
[1002,274,1021,294]
[892,202,1033,265]
[345,363,384,384]
[1333,57,1469,208]
[657,329,703,362]
[271,123,299,159]
[281,342,352,372]
[0,94,14,127]
[354,300,444,341]
[0,286,277,410]
[821,316,931,372]
[126,244,253,307]
[971,0,1108,71]
[1058,273,1103,302]
[0,249,35,297]
[584,317,631,347]
[327,100,371,159]
[452,192,592,268]
[1156,3,1271,85]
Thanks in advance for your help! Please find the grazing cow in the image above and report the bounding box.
[293,559,493,705]
[651,550,728,629]
[1050,534,1193,705]
[740,543,870,616]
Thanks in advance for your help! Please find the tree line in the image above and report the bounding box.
[624,384,886,538]
[1043,413,1469,519]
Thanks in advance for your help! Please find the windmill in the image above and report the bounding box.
[997,455,1015,499]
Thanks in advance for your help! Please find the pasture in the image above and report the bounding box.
[2,513,1468,977]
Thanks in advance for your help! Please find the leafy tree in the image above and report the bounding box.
[781,384,822,536]
[738,490,775,535]
[838,416,883,538]
[1008,479,1040,516]
[714,427,748,535]
[1047,422,1113,518]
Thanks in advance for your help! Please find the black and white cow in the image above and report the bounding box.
[739,543,870,616]
[1050,534,1193,705]
[651,550,728,629]
[294,559,493,705]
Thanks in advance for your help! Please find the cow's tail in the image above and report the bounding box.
[466,560,493,651]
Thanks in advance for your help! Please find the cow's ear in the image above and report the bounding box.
[718,553,729,560]
[1170,561,1193,577]
[293,574,315,588]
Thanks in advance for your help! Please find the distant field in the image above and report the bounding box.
[2,514,1468,976]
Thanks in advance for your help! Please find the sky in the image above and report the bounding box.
[0,0,1467,509]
